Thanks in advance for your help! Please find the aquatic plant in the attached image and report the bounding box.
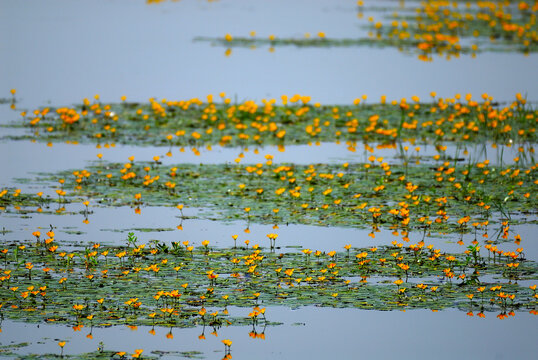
[8,93,536,149]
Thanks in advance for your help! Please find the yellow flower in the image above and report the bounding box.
[222,339,232,347]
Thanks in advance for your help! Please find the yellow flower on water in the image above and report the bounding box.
[222,339,232,347]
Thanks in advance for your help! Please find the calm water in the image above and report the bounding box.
[1,1,537,359]
[2,308,537,360]
[1,0,538,109]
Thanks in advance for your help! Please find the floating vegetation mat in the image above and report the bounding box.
[10,158,536,236]
[6,93,536,148]
[1,234,537,331]
[197,1,538,60]
[0,189,55,213]
[361,0,538,60]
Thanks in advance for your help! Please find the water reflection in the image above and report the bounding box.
[1,203,536,259]
[1,307,537,360]
[1,136,527,189]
